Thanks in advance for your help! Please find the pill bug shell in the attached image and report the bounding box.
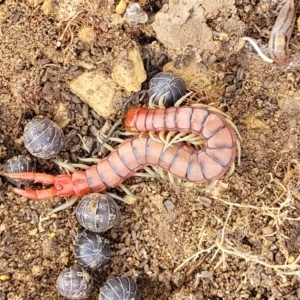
[99,276,141,300]
[3,155,36,187]
[74,231,111,270]
[148,72,186,107]
[23,118,64,159]
[56,266,93,300]
[75,193,120,233]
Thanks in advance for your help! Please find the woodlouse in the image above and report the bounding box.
[56,266,93,300]
[75,193,120,233]
[148,72,186,107]
[74,231,111,270]
[99,276,141,300]
[3,155,36,187]
[24,118,64,159]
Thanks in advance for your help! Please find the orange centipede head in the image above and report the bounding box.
[54,174,75,197]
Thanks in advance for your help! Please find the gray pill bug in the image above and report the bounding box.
[74,231,111,270]
[23,118,64,159]
[148,72,186,108]
[99,276,141,300]
[75,193,120,233]
[3,155,36,187]
[56,266,93,300]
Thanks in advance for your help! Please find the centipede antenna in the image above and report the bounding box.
[53,159,77,173]
[105,192,130,204]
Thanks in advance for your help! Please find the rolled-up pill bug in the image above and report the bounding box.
[75,193,120,233]
[74,231,111,270]
[23,118,64,159]
[99,276,141,300]
[3,155,36,187]
[148,72,186,107]
[56,266,93,300]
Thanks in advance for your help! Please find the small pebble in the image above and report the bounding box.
[225,84,236,93]
[28,228,38,236]
[164,200,175,211]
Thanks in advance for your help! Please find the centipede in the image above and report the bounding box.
[6,101,240,207]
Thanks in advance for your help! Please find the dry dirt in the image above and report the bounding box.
[1,0,300,299]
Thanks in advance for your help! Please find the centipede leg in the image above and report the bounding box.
[236,139,241,165]
[48,195,80,216]
[225,162,235,179]
[39,195,80,225]
[119,184,140,200]
[135,166,159,178]
[105,192,130,204]
[174,91,193,107]
[53,159,91,172]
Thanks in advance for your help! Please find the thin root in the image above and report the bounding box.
[241,36,273,64]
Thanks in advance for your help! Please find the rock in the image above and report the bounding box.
[152,0,237,54]
[163,58,225,98]
[69,70,121,118]
[41,0,52,15]
[28,0,44,7]
[53,102,71,128]
[111,42,146,92]
[152,0,218,52]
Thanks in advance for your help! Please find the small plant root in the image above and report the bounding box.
[174,168,300,280]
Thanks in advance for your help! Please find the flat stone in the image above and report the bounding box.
[69,70,121,118]
[111,41,146,92]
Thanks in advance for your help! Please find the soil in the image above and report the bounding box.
[1,0,300,299]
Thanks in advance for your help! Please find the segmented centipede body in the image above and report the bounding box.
[124,106,238,181]
[8,106,239,200]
